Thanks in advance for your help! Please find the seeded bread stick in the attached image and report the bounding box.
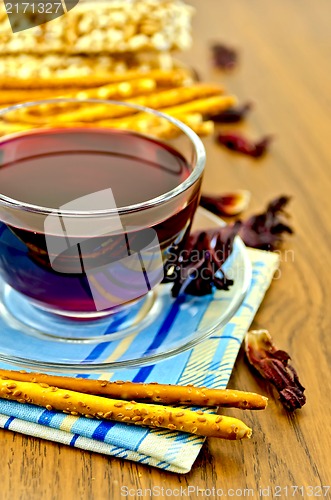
[12,83,224,124]
[0,79,158,125]
[86,113,213,139]
[11,79,159,119]
[94,96,235,132]
[0,69,193,90]
[0,110,217,140]
[0,122,34,137]
[0,117,212,141]
[0,88,86,105]
[155,118,215,139]
[77,96,234,131]
[0,0,194,55]
[191,121,215,136]
[0,378,251,439]
[129,83,224,109]
[160,95,237,117]
[83,111,203,131]
[73,78,157,100]
[0,370,267,410]
[2,79,157,112]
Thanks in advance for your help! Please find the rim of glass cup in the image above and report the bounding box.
[0,98,206,217]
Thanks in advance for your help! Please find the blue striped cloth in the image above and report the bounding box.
[0,249,279,473]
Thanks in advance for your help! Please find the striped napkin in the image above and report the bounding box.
[0,248,279,474]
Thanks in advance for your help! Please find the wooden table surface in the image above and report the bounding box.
[1,1,331,498]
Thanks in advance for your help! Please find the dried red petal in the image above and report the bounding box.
[200,190,251,217]
[253,136,273,158]
[245,330,306,411]
[165,196,293,296]
[216,132,273,158]
[164,224,240,297]
[200,195,293,251]
[238,195,293,251]
[208,102,253,123]
[211,43,239,70]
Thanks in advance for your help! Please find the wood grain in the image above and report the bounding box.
[1,0,331,498]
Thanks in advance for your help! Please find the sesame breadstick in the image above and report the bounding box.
[190,121,215,136]
[0,378,252,440]
[76,97,233,133]
[48,118,213,140]
[130,83,224,110]
[12,83,224,124]
[160,95,237,117]
[0,78,155,106]
[153,117,215,139]
[0,68,192,90]
[9,78,158,112]
[83,111,204,131]
[0,88,85,105]
[11,79,158,119]
[0,370,267,410]
[73,78,157,100]
[143,119,215,140]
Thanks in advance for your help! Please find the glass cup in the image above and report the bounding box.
[0,99,205,339]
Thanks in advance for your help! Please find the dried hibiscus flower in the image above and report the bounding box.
[238,195,293,251]
[164,223,240,297]
[199,195,293,251]
[216,132,273,158]
[211,42,239,70]
[200,190,251,217]
[165,196,293,297]
[245,330,306,411]
[208,102,253,123]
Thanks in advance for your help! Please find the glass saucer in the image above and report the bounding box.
[0,208,251,373]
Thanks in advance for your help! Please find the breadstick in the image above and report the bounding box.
[0,370,267,410]
[12,79,159,120]
[161,120,215,139]
[153,118,215,139]
[36,115,211,139]
[161,95,237,117]
[0,79,157,107]
[130,83,223,109]
[91,113,211,138]
[74,78,157,100]
[85,96,233,131]
[91,96,234,135]
[144,119,215,140]
[88,111,202,131]
[0,88,84,105]
[0,378,251,439]
[191,121,215,137]
[0,0,194,55]
[13,83,224,124]
[0,69,192,90]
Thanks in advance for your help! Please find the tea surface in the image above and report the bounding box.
[0,128,190,208]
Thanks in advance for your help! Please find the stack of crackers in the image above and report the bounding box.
[0,0,236,139]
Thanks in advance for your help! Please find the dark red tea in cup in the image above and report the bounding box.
[0,128,202,315]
